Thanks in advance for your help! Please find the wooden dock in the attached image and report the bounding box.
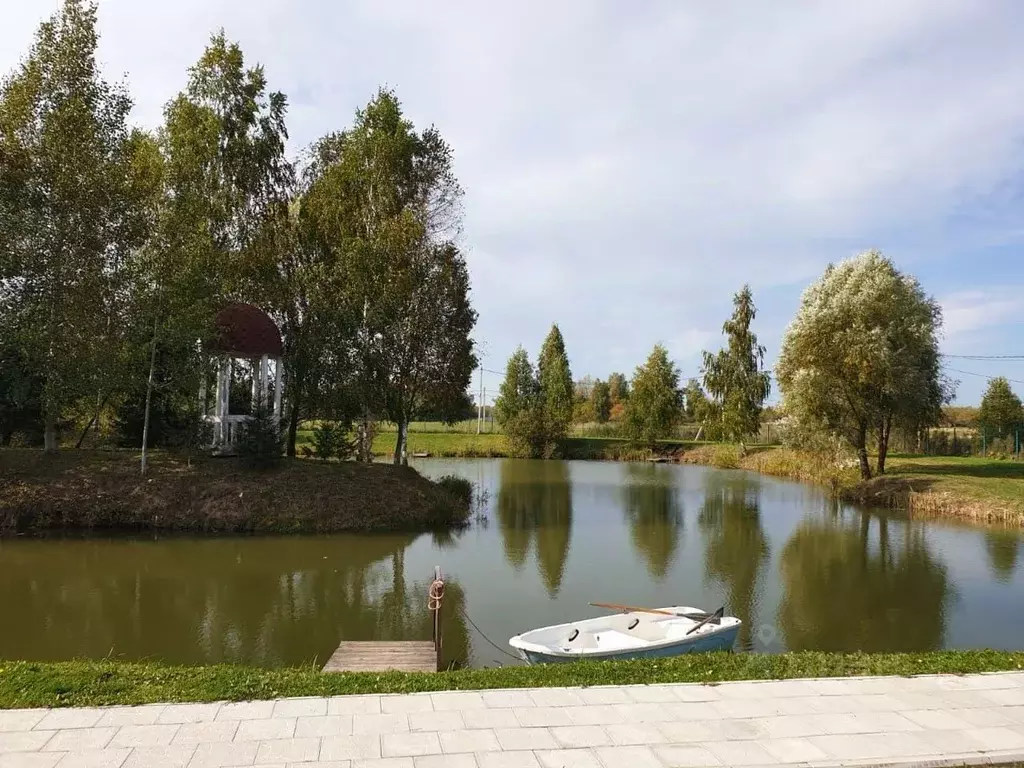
[322,567,446,674]
[323,641,437,672]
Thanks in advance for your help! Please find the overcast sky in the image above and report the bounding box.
[5,0,1024,404]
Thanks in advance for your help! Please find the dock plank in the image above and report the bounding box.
[323,641,437,673]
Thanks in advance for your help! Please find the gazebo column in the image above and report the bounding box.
[212,359,224,444]
[221,358,233,444]
[272,358,284,423]
[259,354,269,407]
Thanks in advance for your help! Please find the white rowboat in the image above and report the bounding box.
[509,605,741,664]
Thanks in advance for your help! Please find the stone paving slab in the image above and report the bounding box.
[0,673,1023,767]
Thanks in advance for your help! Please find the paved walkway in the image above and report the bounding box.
[1,673,1024,768]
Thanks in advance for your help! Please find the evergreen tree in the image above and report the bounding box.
[537,324,573,440]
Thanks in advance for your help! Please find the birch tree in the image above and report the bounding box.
[0,0,143,451]
[304,89,468,462]
[623,344,683,446]
[134,32,292,473]
[701,285,771,451]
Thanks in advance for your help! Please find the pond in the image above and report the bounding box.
[1,459,1022,668]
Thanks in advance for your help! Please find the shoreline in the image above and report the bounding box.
[679,444,1024,528]
[1,650,1022,709]
[360,431,1024,528]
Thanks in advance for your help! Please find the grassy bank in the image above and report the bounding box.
[680,445,1024,526]
[1,650,1021,709]
[0,450,470,534]
[289,427,1024,527]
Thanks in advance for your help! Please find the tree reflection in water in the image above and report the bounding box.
[0,534,471,667]
[697,472,768,650]
[495,459,573,597]
[778,505,951,652]
[620,463,684,583]
[984,530,1022,584]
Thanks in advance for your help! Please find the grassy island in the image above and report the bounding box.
[0,450,470,535]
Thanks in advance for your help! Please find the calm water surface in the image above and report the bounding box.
[1,459,1022,668]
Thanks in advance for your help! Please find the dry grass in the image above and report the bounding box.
[0,449,470,534]
[679,445,1024,527]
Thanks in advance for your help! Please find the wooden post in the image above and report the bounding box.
[430,566,444,671]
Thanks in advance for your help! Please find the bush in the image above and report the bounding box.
[172,406,213,465]
[436,475,473,508]
[236,398,284,470]
[312,422,341,461]
[504,405,557,459]
[985,436,1018,460]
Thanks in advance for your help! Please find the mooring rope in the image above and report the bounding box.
[427,576,520,663]
[427,578,446,611]
[457,604,522,662]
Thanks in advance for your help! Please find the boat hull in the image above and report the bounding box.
[516,622,740,665]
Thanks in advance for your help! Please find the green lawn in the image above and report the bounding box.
[1,650,1021,709]
[879,454,1024,521]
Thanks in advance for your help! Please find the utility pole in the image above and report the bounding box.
[483,385,487,432]
[477,364,484,434]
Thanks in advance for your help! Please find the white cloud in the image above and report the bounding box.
[4,0,1024,402]
[942,291,1024,339]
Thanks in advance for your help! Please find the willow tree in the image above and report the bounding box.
[0,0,145,451]
[701,286,771,451]
[777,251,947,479]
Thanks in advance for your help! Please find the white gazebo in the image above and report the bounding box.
[202,303,285,452]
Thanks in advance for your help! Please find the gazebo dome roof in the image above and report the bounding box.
[210,303,283,358]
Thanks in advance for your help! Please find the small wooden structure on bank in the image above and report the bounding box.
[323,567,446,674]
[202,303,285,453]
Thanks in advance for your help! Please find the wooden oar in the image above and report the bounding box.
[685,606,725,636]
[589,602,711,620]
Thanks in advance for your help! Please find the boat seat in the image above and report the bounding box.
[593,630,649,652]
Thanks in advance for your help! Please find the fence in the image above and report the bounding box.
[898,425,1024,459]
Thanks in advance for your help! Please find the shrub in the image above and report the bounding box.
[504,405,557,459]
[312,422,341,461]
[236,398,284,470]
[436,475,473,508]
